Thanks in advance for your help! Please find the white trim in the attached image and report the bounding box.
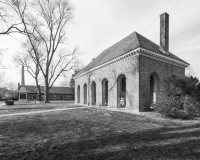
[74,49,139,79]
[139,47,189,68]
[74,48,189,79]
[139,52,186,68]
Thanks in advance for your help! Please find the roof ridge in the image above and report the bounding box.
[135,32,162,49]
[20,85,70,88]
[77,31,139,75]
[90,31,138,62]
[134,31,142,47]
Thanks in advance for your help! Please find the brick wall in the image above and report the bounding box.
[27,93,74,101]
[139,55,185,111]
[75,54,140,111]
[49,94,74,100]
[27,93,38,101]
[75,52,185,112]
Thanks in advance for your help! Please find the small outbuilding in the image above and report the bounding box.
[18,66,74,101]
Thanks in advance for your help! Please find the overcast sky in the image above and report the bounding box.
[0,0,200,86]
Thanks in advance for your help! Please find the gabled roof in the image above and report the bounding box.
[48,86,74,94]
[76,32,189,77]
[18,85,74,94]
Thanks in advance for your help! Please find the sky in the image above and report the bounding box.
[0,0,200,87]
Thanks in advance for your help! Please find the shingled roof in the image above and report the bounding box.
[76,32,189,76]
[18,85,74,94]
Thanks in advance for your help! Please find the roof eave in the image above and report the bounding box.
[74,47,189,79]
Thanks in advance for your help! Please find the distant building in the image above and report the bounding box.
[18,66,74,101]
[74,13,189,112]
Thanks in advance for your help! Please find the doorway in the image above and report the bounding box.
[117,74,126,107]
[102,79,108,106]
[77,85,80,103]
[83,83,87,104]
[33,95,36,100]
[150,73,159,108]
[91,81,96,105]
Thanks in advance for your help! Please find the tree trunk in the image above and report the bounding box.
[44,86,50,103]
[44,75,50,103]
[35,78,42,101]
[37,85,42,101]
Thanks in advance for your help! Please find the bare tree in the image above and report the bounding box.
[0,51,6,87]
[0,72,5,87]
[69,69,80,92]
[6,81,17,97]
[3,0,81,102]
[0,1,24,35]
[186,66,196,77]
[13,40,44,101]
[59,80,69,87]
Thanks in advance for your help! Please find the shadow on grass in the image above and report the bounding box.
[45,123,200,160]
[1,121,200,160]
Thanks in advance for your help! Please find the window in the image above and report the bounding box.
[20,93,26,99]
[53,95,56,99]
[121,78,126,91]
[67,95,70,99]
[77,85,80,103]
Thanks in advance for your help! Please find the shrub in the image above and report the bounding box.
[182,95,199,119]
[155,75,200,119]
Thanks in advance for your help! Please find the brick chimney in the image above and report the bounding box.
[21,65,25,86]
[160,12,169,52]
[19,65,27,93]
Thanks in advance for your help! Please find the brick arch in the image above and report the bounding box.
[83,83,87,104]
[149,72,159,109]
[77,85,80,103]
[91,81,96,105]
[116,72,128,82]
[148,71,160,93]
[148,71,160,82]
[117,74,126,107]
[101,76,110,83]
[102,78,108,106]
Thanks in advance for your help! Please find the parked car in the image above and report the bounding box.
[2,97,14,105]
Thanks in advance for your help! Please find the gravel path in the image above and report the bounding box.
[0,106,92,117]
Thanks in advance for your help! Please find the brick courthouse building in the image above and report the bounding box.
[74,13,189,112]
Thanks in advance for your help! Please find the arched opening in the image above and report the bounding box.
[91,81,96,105]
[77,85,80,103]
[102,79,108,106]
[150,73,159,108]
[117,74,126,107]
[83,83,87,104]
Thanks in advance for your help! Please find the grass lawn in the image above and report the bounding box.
[0,106,200,160]
[0,101,84,115]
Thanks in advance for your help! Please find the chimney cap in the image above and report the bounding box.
[160,12,169,17]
